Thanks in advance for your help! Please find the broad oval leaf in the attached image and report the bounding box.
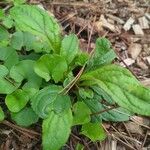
[60,34,79,64]
[73,101,91,125]
[81,122,106,142]
[34,54,68,83]
[42,109,72,150]
[5,89,29,113]
[80,64,150,116]
[0,46,19,69]
[10,5,61,52]
[0,106,5,121]
[10,60,42,90]
[31,85,71,118]
[11,107,39,127]
[0,65,20,94]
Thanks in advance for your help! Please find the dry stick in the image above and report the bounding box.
[2,120,40,137]
[111,126,133,148]
[141,130,148,148]
[77,24,88,36]
[90,105,119,116]
[86,16,96,52]
[112,134,136,150]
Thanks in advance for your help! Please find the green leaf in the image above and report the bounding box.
[42,109,72,150]
[31,85,71,118]
[60,34,79,64]
[80,64,150,116]
[11,31,24,50]
[84,97,131,122]
[34,54,68,82]
[0,106,5,121]
[13,0,26,5]
[11,107,39,127]
[2,16,14,29]
[75,143,84,150]
[0,25,9,41]
[5,89,29,113]
[81,122,106,142]
[53,94,71,113]
[73,101,91,125]
[10,5,61,52]
[79,88,94,99]
[0,46,19,69]
[0,65,20,94]
[0,9,4,20]
[87,38,116,70]
[10,60,42,89]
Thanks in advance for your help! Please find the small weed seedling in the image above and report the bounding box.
[0,2,150,150]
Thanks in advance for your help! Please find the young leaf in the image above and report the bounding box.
[73,101,91,125]
[87,38,116,70]
[31,85,71,118]
[81,122,106,142]
[34,54,67,83]
[42,109,72,150]
[11,107,39,127]
[5,89,29,113]
[0,65,20,94]
[60,34,79,64]
[10,60,42,89]
[0,106,5,121]
[10,5,61,52]
[80,64,150,116]
[0,46,19,69]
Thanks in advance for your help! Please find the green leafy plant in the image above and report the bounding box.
[0,3,150,150]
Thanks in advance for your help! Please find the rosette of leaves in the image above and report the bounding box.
[0,3,149,150]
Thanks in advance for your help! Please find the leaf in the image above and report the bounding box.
[0,65,20,94]
[34,54,68,82]
[0,46,19,69]
[31,85,71,118]
[80,64,150,116]
[2,16,14,29]
[10,5,61,52]
[5,89,29,113]
[0,9,4,20]
[87,38,116,70]
[11,107,39,127]
[84,97,131,122]
[10,31,24,50]
[79,88,94,99]
[53,94,71,114]
[0,106,5,121]
[81,122,106,142]
[75,143,84,150]
[0,25,9,41]
[42,109,72,150]
[73,101,91,125]
[60,34,79,64]
[10,60,42,89]
[13,0,26,5]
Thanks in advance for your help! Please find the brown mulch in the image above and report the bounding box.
[0,0,150,149]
